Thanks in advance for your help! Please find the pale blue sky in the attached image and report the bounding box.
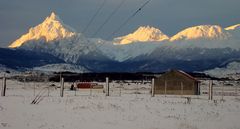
[0,0,239,47]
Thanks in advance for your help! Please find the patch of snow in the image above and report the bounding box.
[33,63,90,73]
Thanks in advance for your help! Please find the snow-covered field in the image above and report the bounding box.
[1,79,240,129]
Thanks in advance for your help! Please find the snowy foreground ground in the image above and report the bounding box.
[1,80,240,129]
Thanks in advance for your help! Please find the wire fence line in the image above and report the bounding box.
[1,77,240,101]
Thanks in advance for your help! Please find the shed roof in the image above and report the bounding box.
[161,70,199,82]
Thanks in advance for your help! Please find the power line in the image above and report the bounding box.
[92,0,126,37]
[82,0,107,34]
[107,0,152,40]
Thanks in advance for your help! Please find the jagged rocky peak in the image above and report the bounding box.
[9,12,76,48]
[47,12,60,21]
[114,26,169,44]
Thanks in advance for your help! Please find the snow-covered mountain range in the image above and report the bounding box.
[5,12,240,73]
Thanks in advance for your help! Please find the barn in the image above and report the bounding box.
[154,70,200,95]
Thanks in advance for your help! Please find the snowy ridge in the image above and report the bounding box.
[170,25,230,41]
[204,61,240,80]
[9,12,76,48]
[225,24,240,39]
[225,24,240,30]
[93,38,163,62]
[114,26,169,44]
[33,63,90,73]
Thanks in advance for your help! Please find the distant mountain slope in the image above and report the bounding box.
[0,64,14,72]
[0,48,64,69]
[0,64,19,77]
[204,61,240,80]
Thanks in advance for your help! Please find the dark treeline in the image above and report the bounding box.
[49,72,158,82]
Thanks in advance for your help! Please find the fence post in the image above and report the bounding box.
[74,82,77,96]
[151,78,155,97]
[235,84,238,99]
[181,82,183,96]
[209,80,213,100]
[33,81,36,97]
[1,77,6,96]
[198,82,201,96]
[60,78,64,97]
[136,81,139,97]
[90,84,92,96]
[48,87,50,97]
[106,77,109,96]
[164,80,167,96]
[221,81,224,101]
[119,83,122,97]
[46,77,49,97]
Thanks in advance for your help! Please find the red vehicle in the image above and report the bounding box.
[77,82,92,89]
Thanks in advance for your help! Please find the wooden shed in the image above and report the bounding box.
[154,70,200,95]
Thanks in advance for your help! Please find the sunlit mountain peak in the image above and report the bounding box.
[9,12,76,48]
[114,26,169,44]
[170,25,231,41]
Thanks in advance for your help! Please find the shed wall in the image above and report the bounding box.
[154,71,199,95]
